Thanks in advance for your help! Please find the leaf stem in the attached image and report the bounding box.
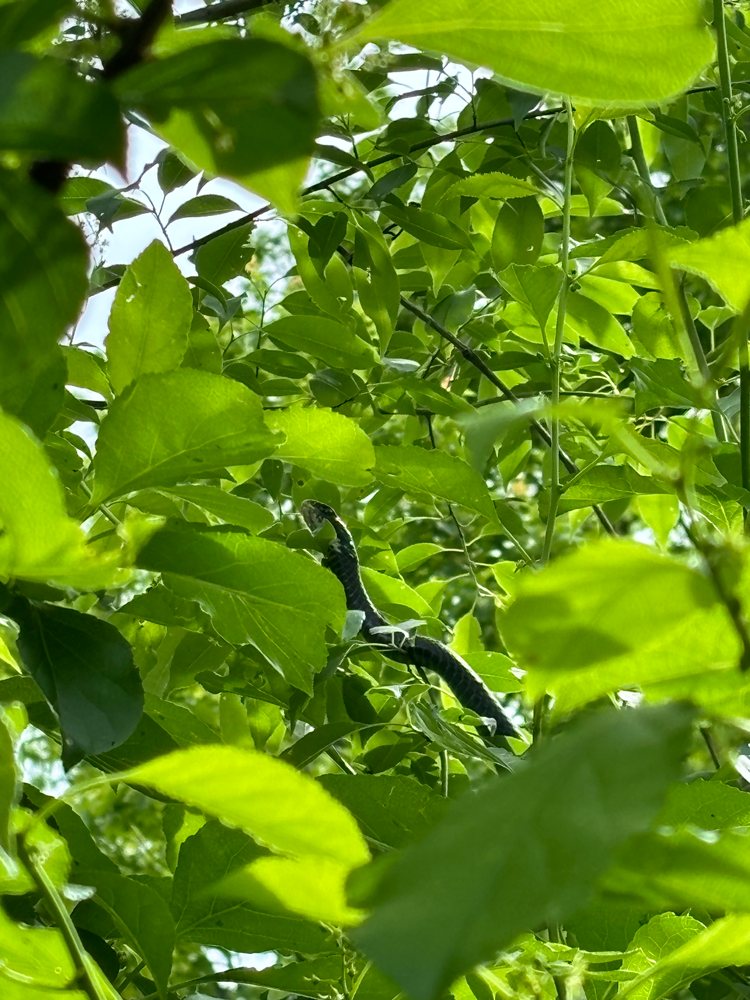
[542,98,575,564]
[626,117,667,225]
[17,832,111,1000]
[713,0,744,224]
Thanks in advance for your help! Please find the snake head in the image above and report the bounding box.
[300,499,338,534]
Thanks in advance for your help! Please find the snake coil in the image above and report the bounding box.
[300,500,518,739]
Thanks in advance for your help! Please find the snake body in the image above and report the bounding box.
[300,500,518,739]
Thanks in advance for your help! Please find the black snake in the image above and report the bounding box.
[300,500,518,739]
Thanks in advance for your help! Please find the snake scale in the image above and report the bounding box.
[300,500,518,739]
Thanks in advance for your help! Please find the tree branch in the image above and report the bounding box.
[174,0,273,26]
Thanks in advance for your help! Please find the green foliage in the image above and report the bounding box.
[4,2,750,1000]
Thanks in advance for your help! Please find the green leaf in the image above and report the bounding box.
[115,38,319,214]
[497,264,562,334]
[352,0,714,106]
[0,411,115,588]
[603,826,750,915]
[61,346,112,400]
[0,906,77,991]
[215,855,363,926]
[58,176,114,215]
[130,745,370,865]
[491,198,544,270]
[352,704,693,1000]
[0,0,73,46]
[318,774,447,849]
[380,201,473,250]
[193,222,255,286]
[106,241,192,394]
[157,485,274,532]
[561,291,634,357]
[657,778,750,830]
[630,358,706,414]
[375,445,497,521]
[360,567,435,619]
[619,914,750,1000]
[91,370,282,503]
[266,315,379,370]
[541,464,669,517]
[667,217,750,312]
[0,51,123,162]
[267,406,375,487]
[167,194,240,223]
[501,540,734,711]
[631,292,683,360]
[452,172,542,199]
[136,527,346,694]
[620,913,705,1000]
[9,596,143,769]
[0,170,87,433]
[76,870,175,999]
[171,821,330,954]
[156,150,197,194]
[353,216,400,351]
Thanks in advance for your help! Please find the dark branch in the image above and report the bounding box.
[30,0,172,194]
[102,0,172,79]
[175,0,272,25]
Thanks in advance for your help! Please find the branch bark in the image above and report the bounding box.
[175,0,273,26]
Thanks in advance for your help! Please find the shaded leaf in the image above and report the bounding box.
[137,527,346,694]
[352,704,692,1000]
[9,597,143,769]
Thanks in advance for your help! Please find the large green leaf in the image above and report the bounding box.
[501,540,735,709]
[375,445,496,520]
[130,745,370,866]
[267,406,375,486]
[0,170,87,434]
[351,0,714,106]
[0,411,115,588]
[157,485,275,533]
[0,51,122,162]
[352,704,692,1000]
[618,915,750,1000]
[620,913,705,1000]
[75,870,175,999]
[171,821,330,954]
[114,39,319,213]
[106,240,192,394]
[318,774,447,849]
[136,527,346,694]
[540,464,669,517]
[667,216,750,312]
[91,370,282,504]
[266,315,379,370]
[9,596,143,769]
